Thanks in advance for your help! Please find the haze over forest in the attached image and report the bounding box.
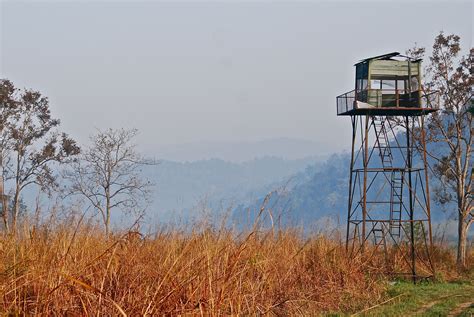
[1,1,472,232]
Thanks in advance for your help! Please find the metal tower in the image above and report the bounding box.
[336,52,438,281]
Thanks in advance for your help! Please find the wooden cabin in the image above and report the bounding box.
[337,52,437,116]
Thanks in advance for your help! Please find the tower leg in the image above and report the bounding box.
[362,115,369,252]
[406,116,416,283]
[345,114,434,281]
[346,116,357,251]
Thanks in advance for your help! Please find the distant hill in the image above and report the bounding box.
[151,138,334,162]
[233,150,459,231]
[143,156,324,223]
[232,153,349,228]
[17,137,460,236]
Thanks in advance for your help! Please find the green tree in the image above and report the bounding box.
[0,80,18,231]
[409,33,473,268]
[0,79,80,232]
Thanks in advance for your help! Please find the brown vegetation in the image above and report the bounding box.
[0,218,384,315]
[0,214,470,316]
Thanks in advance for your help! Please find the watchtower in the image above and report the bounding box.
[337,52,438,281]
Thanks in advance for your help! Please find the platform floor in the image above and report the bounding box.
[337,107,437,116]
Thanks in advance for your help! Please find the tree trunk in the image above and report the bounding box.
[11,186,20,233]
[0,174,9,233]
[1,195,8,233]
[455,141,468,269]
[105,192,111,237]
[105,212,110,237]
[457,219,468,269]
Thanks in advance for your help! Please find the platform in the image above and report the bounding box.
[338,107,437,116]
[336,89,438,116]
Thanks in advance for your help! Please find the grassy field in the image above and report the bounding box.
[349,280,474,316]
[0,218,472,315]
[0,222,385,315]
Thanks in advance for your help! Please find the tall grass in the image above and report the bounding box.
[0,210,469,315]
[0,219,388,315]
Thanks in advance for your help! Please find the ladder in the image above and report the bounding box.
[373,116,393,168]
[390,171,404,238]
[372,116,404,239]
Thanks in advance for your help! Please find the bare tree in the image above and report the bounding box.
[0,79,80,232]
[408,33,473,268]
[66,128,154,236]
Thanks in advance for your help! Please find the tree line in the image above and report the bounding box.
[0,81,154,236]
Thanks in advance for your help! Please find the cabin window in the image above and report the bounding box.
[370,79,381,90]
[397,79,405,92]
[381,79,396,91]
[356,79,368,91]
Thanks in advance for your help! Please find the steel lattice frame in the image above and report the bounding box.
[345,114,435,281]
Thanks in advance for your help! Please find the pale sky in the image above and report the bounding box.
[0,0,472,160]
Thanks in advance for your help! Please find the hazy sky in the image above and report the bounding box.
[0,0,472,159]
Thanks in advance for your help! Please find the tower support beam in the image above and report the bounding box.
[345,114,435,280]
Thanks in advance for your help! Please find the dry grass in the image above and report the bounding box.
[0,218,389,316]
[0,211,469,315]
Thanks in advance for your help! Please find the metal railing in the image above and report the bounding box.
[420,91,439,109]
[336,89,356,115]
[336,89,439,115]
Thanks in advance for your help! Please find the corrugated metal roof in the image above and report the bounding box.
[355,52,400,65]
[355,52,422,65]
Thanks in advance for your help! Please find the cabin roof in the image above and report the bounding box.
[354,52,422,66]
